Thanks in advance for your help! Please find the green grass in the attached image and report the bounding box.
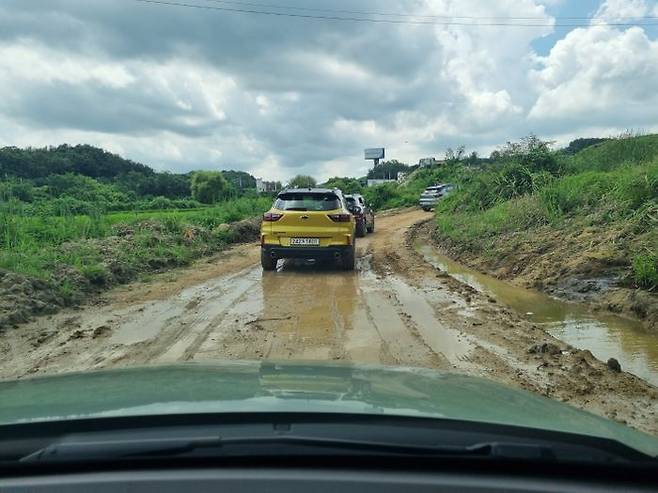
[539,161,658,219]
[633,254,658,290]
[0,196,272,293]
[433,135,658,291]
[568,133,658,173]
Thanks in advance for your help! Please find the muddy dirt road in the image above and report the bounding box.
[1,209,656,435]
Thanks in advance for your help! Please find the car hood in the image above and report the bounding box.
[1,361,657,456]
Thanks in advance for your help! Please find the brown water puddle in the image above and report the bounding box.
[415,242,658,387]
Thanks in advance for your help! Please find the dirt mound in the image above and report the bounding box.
[432,222,658,330]
[0,270,63,330]
[227,217,261,242]
[0,216,262,332]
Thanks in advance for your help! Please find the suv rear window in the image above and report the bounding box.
[275,193,341,211]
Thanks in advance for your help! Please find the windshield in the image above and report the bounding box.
[1,0,657,465]
[274,192,341,211]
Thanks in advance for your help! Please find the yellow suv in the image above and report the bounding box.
[260,188,356,271]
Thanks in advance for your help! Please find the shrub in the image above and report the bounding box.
[361,183,401,210]
[81,264,110,286]
[145,196,176,210]
[632,255,657,290]
[191,171,233,204]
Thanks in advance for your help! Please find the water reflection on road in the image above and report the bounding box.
[259,259,359,360]
[415,242,658,387]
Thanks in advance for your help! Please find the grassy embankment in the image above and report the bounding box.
[0,196,272,311]
[435,136,657,290]
[365,134,657,321]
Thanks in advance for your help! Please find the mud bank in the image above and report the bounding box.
[431,220,657,331]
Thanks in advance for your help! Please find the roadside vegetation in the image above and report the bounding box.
[324,134,656,325]
[2,135,656,328]
[0,145,277,329]
[433,134,657,294]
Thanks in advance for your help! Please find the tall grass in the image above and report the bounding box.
[0,196,273,280]
[633,254,657,291]
[434,135,658,290]
[539,161,658,219]
[568,133,658,172]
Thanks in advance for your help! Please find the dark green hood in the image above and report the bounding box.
[1,361,657,456]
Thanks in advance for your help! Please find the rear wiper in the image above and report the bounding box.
[21,436,557,463]
[284,207,308,211]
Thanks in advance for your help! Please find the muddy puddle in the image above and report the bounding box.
[415,242,658,387]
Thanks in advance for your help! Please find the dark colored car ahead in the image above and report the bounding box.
[345,194,375,237]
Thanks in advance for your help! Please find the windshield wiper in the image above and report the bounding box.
[21,436,557,464]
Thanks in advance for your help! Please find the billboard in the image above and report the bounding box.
[364,148,385,160]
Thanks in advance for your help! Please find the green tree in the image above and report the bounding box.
[562,138,609,155]
[321,176,363,194]
[190,171,232,204]
[495,134,560,175]
[222,170,257,192]
[288,175,317,188]
[366,160,410,180]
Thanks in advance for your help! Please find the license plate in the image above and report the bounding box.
[290,238,320,246]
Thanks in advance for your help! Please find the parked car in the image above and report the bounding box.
[345,193,375,237]
[419,183,454,211]
[260,188,356,271]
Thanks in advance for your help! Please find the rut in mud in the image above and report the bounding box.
[1,209,656,436]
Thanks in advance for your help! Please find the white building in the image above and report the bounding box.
[256,177,280,193]
[366,179,397,187]
[419,157,441,167]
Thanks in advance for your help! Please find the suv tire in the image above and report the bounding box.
[261,249,277,271]
[356,221,367,238]
[341,241,356,271]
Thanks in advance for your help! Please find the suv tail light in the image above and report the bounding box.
[263,212,283,221]
[328,213,351,222]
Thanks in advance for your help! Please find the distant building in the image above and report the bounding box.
[419,157,444,167]
[256,178,280,193]
[397,172,407,183]
[367,179,397,187]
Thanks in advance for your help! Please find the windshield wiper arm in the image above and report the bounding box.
[21,436,224,463]
[21,436,556,463]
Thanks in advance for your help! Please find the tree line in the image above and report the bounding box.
[0,144,261,215]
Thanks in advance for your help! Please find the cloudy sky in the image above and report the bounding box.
[1,0,658,180]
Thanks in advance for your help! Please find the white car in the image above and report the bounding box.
[419,184,453,211]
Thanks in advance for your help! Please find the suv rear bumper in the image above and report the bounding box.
[262,245,352,259]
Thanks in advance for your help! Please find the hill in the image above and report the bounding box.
[0,144,259,214]
[0,144,153,179]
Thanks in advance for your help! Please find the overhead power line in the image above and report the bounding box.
[133,0,658,27]
[202,0,658,21]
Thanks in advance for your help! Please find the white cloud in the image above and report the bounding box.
[0,41,134,88]
[594,0,654,20]
[0,0,657,181]
[528,26,658,125]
